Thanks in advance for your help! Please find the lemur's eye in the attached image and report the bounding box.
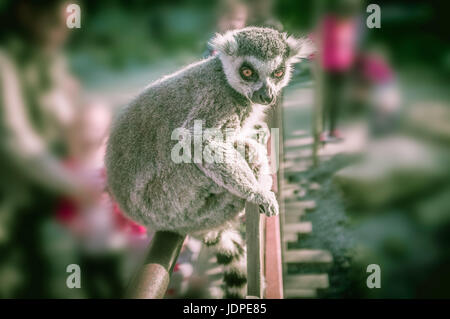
[241,67,253,78]
[240,64,258,81]
[273,69,284,78]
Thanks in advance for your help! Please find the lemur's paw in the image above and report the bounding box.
[256,191,279,217]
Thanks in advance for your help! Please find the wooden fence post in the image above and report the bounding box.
[263,102,285,299]
[246,102,285,299]
[125,231,185,299]
[246,202,265,298]
[312,0,325,168]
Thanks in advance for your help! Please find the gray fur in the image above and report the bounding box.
[105,27,313,236]
[235,27,289,60]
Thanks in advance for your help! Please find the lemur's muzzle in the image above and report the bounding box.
[253,85,274,105]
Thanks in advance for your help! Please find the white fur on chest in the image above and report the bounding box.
[241,104,267,136]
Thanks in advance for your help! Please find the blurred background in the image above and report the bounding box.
[0,0,448,298]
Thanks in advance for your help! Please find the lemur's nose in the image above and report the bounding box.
[255,86,273,104]
[259,92,272,103]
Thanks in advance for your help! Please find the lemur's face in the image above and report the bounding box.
[211,27,314,106]
[222,54,290,105]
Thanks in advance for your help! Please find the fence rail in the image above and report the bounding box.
[245,202,265,298]
[125,231,185,298]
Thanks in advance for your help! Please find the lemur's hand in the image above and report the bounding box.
[253,191,279,217]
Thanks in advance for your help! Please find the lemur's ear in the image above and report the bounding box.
[285,35,315,63]
[209,31,238,56]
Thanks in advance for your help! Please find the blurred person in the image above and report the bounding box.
[217,0,248,33]
[318,0,362,143]
[61,101,147,247]
[247,0,283,31]
[204,0,248,57]
[0,0,99,297]
[56,102,148,298]
[356,46,402,137]
[56,101,134,248]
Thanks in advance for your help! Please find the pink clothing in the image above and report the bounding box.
[321,15,358,71]
[360,54,394,84]
[55,162,147,237]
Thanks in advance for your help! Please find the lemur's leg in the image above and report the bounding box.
[195,140,278,216]
[234,137,272,191]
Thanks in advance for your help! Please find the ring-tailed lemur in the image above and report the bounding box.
[106,27,314,298]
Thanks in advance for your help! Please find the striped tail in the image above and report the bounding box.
[203,228,247,298]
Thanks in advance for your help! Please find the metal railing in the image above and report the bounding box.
[125,231,185,298]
